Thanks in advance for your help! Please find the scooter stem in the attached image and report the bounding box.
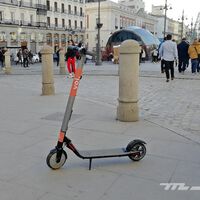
[60,54,86,133]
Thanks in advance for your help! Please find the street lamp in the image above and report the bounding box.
[160,0,172,39]
[190,19,194,42]
[96,0,103,66]
[178,10,187,39]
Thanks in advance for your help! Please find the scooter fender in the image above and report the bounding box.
[132,139,146,145]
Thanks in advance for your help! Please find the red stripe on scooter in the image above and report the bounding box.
[68,143,76,151]
[70,68,82,97]
[58,131,65,142]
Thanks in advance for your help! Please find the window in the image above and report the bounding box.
[80,7,82,16]
[47,0,50,10]
[11,12,15,22]
[47,17,50,27]
[30,15,33,24]
[62,19,65,28]
[80,21,83,29]
[0,11,3,21]
[86,15,89,29]
[20,13,24,24]
[68,19,71,28]
[68,5,71,14]
[115,17,118,27]
[75,20,77,29]
[61,3,64,13]
[10,32,17,41]
[54,2,57,12]
[74,6,77,15]
[55,18,58,27]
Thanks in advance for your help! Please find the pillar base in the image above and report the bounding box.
[59,67,66,75]
[4,66,12,75]
[42,83,55,95]
[117,102,139,122]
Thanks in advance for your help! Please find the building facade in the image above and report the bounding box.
[118,0,145,13]
[0,0,86,54]
[85,0,157,51]
[151,5,189,41]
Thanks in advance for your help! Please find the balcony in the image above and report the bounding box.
[19,1,36,9]
[0,19,19,25]
[36,4,47,15]
[0,19,47,28]
[46,24,65,31]
[37,22,47,28]
[0,0,18,6]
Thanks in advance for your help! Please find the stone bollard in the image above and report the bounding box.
[4,50,12,75]
[59,49,66,75]
[117,40,140,122]
[40,45,55,95]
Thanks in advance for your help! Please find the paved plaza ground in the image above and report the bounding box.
[0,61,200,200]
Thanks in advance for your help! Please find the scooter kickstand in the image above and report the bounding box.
[89,158,92,170]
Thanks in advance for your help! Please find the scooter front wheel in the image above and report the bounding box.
[46,148,67,170]
[126,141,146,161]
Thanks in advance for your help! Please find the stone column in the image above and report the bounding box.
[117,40,140,122]
[59,49,66,75]
[40,45,55,95]
[4,50,12,75]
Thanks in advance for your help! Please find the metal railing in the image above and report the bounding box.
[0,0,46,10]
[0,19,47,28]
[0,0,18,6]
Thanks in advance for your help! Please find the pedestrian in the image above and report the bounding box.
[38,51,42,62]
[177,38,189,74]
[65,40,77,78]
[28,50,33,64]
[22,48,29,68]
[158,37,167,73]
[139,45,143,64]
[188,38,200,75]
[159,34,178,82]
[56,48,61,66]
[141,48,146,62]
[151,47,158,63]
[0,49,4,69]
[16,49,23,66]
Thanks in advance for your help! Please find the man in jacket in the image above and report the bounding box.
[159,34,178,82]
[177,38,189,74]
[188,38,200,74]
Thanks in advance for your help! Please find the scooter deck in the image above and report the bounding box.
[79,148,131,159]
[78,148,136,170]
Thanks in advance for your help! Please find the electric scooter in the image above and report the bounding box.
[46,50,146,170]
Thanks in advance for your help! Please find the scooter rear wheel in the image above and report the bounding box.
[46,149,67,170]
[126,141,146,161]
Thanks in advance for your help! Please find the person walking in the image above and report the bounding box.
[65,40,77,78]
[159,34,178,82]
[158,37,167,73]
[56,48,61,66]
[0,49,4,69]
[177,38,189,74]
[16,49,22,66]
[28,50,33,64]
[22,48,29,68]
[151,47,159,63]
[188,38,200,74]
